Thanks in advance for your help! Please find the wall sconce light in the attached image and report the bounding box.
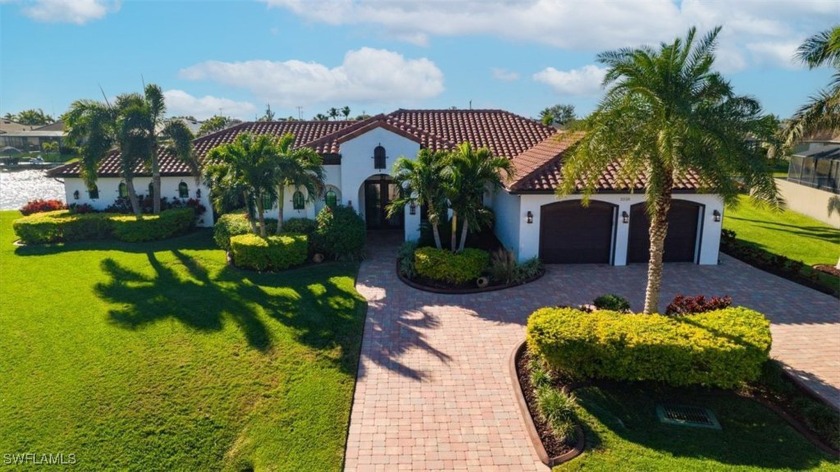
[73,190,80,200]
[713,209,721,222]
[195,188,201,199]
[526,211,533,224]
[409,202,417,215]
[622,211,629,224]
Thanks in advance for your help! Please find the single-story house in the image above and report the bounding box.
[47,109,723,265]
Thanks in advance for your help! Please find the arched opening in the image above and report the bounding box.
[362,174,402,230]
[292,190,305,210]
[178,182,189,199]
[627,200,703,263]
[88,185,99,200]
[540,200,617,264]
[118,182,128,198]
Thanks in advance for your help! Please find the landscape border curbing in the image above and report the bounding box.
[396,259,545,294]
[509,340,585,467]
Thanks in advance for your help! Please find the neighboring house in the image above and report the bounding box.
[47,109,724,265]
[781,133,840,227]
[0,120,65,152]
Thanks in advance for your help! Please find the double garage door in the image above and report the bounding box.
[539,200,702,264]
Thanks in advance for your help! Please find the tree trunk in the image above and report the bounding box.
[125,179,143,219]
[450,211,458,252]
[458,217,469,251]
[256,195,266,238]
[643,194,672,314]
[244,190,257,234]
[151,156,161,215]
[432,224,442,250]
[275,184,285,235]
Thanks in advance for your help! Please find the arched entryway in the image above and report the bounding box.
[627,199,703,263]
[539,200,617,264]
[361,174,403,230]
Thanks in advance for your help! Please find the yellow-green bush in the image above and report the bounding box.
[526,306,772,389]
[111,208,195,242]
[13,211,112,244]
[230,233,308,271]
[414,247,489,284]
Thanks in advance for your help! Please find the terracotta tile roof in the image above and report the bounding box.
[508,133,703,193]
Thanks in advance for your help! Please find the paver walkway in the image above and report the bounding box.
[345,238,840,471]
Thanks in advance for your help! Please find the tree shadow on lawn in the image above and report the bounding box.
[575,382,835,469]
[14,229,218,256]
[95,249,366,375]
[726,216,839,245]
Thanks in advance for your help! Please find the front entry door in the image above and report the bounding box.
[364,178,403,229]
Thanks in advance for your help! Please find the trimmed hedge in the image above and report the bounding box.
[526,306,772,389]
[213,213,278,250]
[312,205,365,260]
[111,208,195,242]
[13,209,195,244]
[230,233,308,271]
[414,247,490,284]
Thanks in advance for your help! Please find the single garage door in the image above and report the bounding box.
[627,200,702,263]
[539,200,615,264]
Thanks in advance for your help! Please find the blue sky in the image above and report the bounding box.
[0,0,836,122]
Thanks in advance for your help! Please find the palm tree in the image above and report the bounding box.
[314,113,329,121]
[272,133,326,234]
[64,97,146,217]
[782,26,840,148]
[388,149,450,249]
[205,133,279,237]
[341,106,351,120]
[445,142,514,251]
[559,26,778,314]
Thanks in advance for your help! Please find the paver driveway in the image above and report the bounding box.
[345,238,840,471]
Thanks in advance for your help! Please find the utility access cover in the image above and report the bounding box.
[656,404,721,430]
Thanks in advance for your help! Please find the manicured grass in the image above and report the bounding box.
[556,383,840,471]
[0,211,366,471]
[723,194,838,266]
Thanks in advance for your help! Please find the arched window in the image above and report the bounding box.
[118,182,128,198]
[373,145,386,169]
[292,190,305,210]
[148,182,154,198]
[178,182,189,199]
[261,193,272,211]
[88,185,99,200]
[325,188,338,208]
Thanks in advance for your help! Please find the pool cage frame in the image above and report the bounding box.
[787,147,840,194]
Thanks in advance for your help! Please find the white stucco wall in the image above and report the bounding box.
[338,128,422,241]
[492,189,521,255]
[775,178,840,228]
[63,176,215,227]
[515,193,723,265]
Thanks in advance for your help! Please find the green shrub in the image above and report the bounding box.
[230,233,308,271]
[213,213,278,250]
[536,385,577,443]
[111,208,195,242]
[527,306,772,389]
[312,205,365,260]
[414,247,489,285]
[488,248,517,284]
[593,294,631,312]
[398,241,418,278]
[282,218,317,236]
[13,211,113,244]
[513,258,543,284]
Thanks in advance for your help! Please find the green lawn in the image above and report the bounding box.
[0,211,366,471]
[556,383,840,471]
[723,194,839,266]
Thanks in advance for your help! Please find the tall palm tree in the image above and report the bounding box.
[328,107,339,121]
[272,133,326,234]
[560,26,778,314]
[446,142,514,252]
[64,97,147,217]
[388,149,450,249]
[205,133,279,237]
[341,106,351,120]
[782,25,840,148]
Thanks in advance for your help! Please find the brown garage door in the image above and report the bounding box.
[627,200,701,263]
[539,200,615,264]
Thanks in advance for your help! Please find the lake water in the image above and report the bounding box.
[0,168,66,210]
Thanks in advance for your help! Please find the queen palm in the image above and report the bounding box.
[560,26,778,314]
[388,149,450,249]
[446,142,514,252]
[205,133,279,237]
[272,133,326,234]
[782,25,840,148]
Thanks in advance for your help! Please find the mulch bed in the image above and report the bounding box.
[397,259,545,294]
[814,264,840,278]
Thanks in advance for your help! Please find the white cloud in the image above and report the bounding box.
[533,65,607,96]
[163,90,257,121]
[263,0,836,71]
[179,47,444,107]
[19,0,119,24]
[491,68,519,82]
[746,41,801,69]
